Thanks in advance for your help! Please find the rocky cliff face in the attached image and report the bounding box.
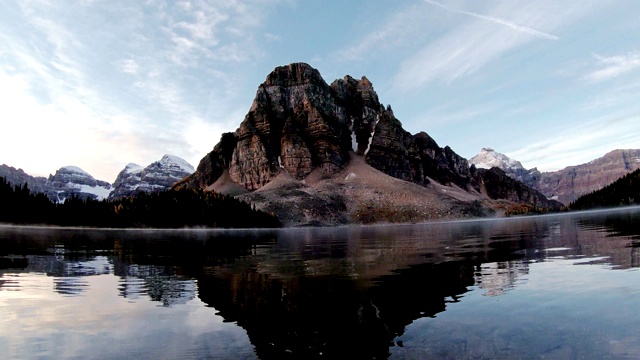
[109,155,194,200]
[177,63,560,225]
[0,164,47,193]
[178,63,474,192]
[44,166,112,203]
[474,167,560,210]
[537,149,640,205]
[470,148,640,205]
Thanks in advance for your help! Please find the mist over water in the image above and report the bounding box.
[1,207,640,359]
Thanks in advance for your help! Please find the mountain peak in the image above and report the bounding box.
[470,148,524,171]
[264,62,324,88]
[109,155,195,200]
[60,165,91,176]
[46,166,111,203]
[159,154,195,173]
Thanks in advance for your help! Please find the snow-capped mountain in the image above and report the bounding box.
[470,147,640,205]
[469,148,525,171]
[44,166,113,203]
[469,148,541,185]
[109,154,194,200]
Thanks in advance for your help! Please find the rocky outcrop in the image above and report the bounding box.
[0,164,46,193]
[44,166,112,203]
[179,63,474,193]
[109,155,194,200]
[470,148,640,205]
[178,63,561,225]
[475,167,562,210]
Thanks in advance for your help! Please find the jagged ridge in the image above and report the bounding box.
[109,155,195,200]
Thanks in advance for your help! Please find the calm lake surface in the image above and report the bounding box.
[2,207,640,359]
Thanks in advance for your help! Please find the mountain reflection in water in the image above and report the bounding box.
[1,207,640,359]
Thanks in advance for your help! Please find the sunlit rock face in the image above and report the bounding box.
[109,155,194,200]
[44,166,112,203]
[536,149,640,205]
[178,63,474,191]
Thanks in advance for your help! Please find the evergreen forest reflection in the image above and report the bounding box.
[1,208,640,359]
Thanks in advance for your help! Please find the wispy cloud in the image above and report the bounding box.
[120,59,139,74]
[510,111,640,171]
[584,51,640,82]
[1,0,292,179]
[423,0,559,40]
[153,0,287,66]
[393,1,598,92]
[334,4,429,62]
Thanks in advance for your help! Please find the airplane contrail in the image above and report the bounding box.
[423,0,559,40]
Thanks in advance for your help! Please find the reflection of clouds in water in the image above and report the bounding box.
[113,261,196,306]
[0,272,251,360]
[475,261,529,297]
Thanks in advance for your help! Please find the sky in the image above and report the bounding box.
[1,0,640,182]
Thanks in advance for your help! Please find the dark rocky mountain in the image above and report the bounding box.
[470,148,640,205]
[109,155,194,200]
[44,166,112,203]
[0,164,47,193]
[179,63,474,191]
[175,63,561,226]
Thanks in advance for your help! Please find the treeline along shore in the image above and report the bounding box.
[0,177,280,228]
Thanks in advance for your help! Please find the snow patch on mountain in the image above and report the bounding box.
[469,148,524,171]
[61,166,91,176]
[79,184,113,201]
[45,166,112,203]
[109,155,195,200]
[469,148,541,190]
[159,155,195,173]
[124,163,143,174]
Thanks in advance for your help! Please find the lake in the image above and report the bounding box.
[1,207,640,359]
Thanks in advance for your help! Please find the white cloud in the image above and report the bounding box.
[334,4,429,62]
[585,51,640,82]
[120,59,140,74]
[264,32,282,42]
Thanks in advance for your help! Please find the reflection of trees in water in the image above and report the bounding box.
[112,260,196,307]
[25,254,112,296]
[3,210,640,358]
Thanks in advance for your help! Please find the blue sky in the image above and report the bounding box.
[1,0,639,181]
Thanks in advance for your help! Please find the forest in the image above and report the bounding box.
[570,169,640,210]
[0,177,280,228]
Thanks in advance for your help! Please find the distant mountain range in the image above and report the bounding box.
[0,155,194,203]
[469,148,640,205]
[4,63,636,225]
